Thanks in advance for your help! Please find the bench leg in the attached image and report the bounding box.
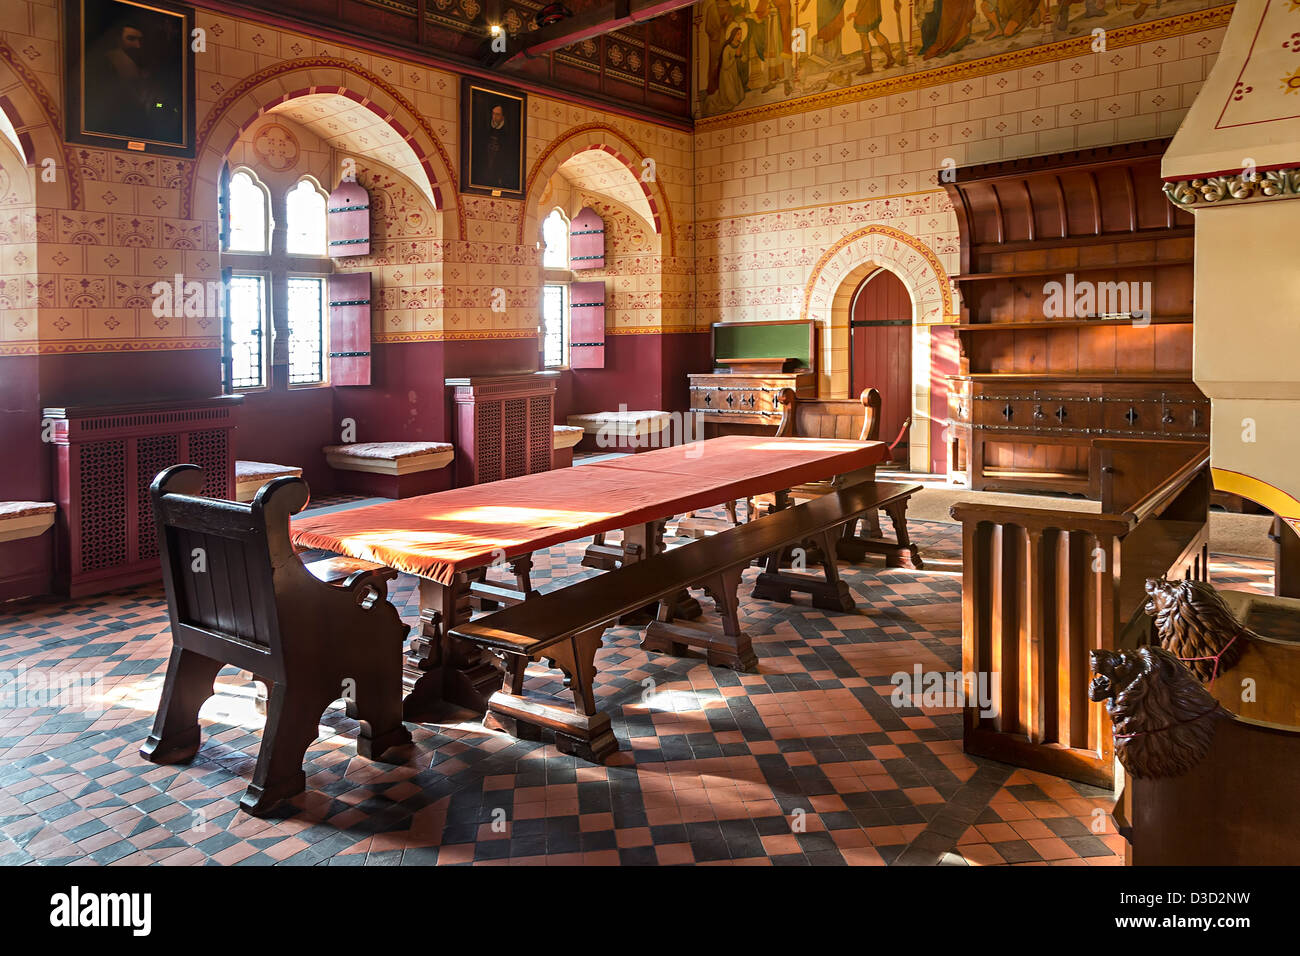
[139,646,224,765]
[753,528,856,612]
[838,497,924,569]
[348,642,413,763]
[485,626,618,763]
[642,567,758,671]
[241,682,335,816]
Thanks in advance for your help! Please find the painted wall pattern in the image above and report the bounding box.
[693,6,1227,465]
[0,0,694,356]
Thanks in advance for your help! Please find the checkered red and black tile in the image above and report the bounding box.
[0,510,1273,866]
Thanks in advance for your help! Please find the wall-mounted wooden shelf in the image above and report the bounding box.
[953,259,1193,283]
[953,316,1192,331]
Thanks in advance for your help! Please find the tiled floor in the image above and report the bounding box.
[0,510,1273,866]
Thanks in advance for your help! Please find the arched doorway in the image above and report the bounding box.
[849,268,912,458]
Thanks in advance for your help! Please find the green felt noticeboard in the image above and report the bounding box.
[712,320,813,369]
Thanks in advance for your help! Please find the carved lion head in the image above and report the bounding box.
[1143,577,1247,683]
[1089,645,1221,779]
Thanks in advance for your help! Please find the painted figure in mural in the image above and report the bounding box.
[981,0,1046,37]
[918,0,975,59]
[802,0,849,60]
[753,0,795,93]
[703,0,737,94]
[705,26,749,113]
[847,0,896,74]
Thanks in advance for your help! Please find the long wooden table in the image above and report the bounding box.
[291,435,887,719]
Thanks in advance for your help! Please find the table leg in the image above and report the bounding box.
[402,574,501,721]
[467,553,539,607]
[618,520,702,622]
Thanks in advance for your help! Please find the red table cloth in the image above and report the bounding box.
[290,435,885,584]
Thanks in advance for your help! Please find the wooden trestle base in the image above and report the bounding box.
[485,624,620,763]
[451,481,922,763]
[401,575,503,722]
[641,565,759,672]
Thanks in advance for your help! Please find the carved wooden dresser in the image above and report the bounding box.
[942,139,1208,498]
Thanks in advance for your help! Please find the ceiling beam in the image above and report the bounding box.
[499,0,696,66]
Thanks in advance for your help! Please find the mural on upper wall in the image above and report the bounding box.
[696,0,1228,116]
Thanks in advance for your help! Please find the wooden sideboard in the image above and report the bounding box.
[44,396,242,597]
[947,376,1208,497]
[446,373,557,486]
[943,139,1205,498]
[688,370,816,437]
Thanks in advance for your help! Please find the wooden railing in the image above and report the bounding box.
[952,440,1211,787]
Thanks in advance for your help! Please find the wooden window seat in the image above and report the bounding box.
[322,441,454,498]
[552,424,585,467]
[236,461,303,503]
[566,410,673,454]
[0,501,56,542]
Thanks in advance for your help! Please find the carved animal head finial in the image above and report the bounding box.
[1143,576,1249,683]
[1089,645,1222,779]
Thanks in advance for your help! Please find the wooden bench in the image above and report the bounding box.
[761,386,923,569]
[0,501,56,542]
[566,410,673,454]
[450,479,920,762]
[235,461,302,503]
[141,464,412,815]
[323,440,454,498]
[552,424,585,468]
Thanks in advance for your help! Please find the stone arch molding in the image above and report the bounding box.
[520,124,674,257]
[185,57,460,239]
[803,224,952,328]
[0,41,77,210]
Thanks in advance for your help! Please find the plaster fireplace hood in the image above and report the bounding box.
[1162,0,1300,525]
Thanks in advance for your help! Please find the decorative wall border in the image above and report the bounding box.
[696,5,1234,131]
[520,123,676,256]
[184,57,462,239]
[0,41,80,211]
[28,337,223,354]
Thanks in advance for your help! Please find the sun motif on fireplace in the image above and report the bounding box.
[1284,68,1300,95]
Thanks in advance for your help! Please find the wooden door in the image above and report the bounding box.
[850,269,912,456]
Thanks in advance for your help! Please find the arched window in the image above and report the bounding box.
[226,169,270,253]
[285,178,327,256]
[542,208,569,270]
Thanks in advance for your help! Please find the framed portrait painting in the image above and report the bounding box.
[460,79,526,199]
[64,0,196,158]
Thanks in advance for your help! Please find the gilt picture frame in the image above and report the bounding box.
[460,78,526,199]
[64,0,196,158]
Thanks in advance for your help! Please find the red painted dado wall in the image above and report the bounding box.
[553,331,711,424]
[0,355,52,602]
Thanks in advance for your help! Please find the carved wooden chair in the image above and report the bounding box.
[140,464,412,815]
[755,386,922,569]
